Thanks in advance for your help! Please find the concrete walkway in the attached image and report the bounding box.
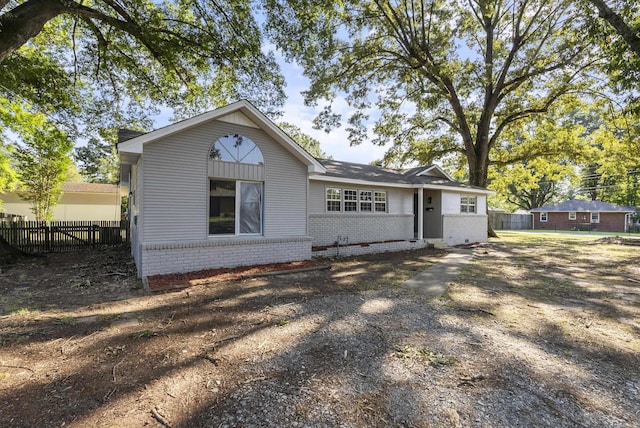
[402,249,475,298]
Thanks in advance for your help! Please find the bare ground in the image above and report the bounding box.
[0,236,638,427]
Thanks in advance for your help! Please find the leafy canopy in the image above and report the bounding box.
[266,0,594,187]
[277,122,328,159]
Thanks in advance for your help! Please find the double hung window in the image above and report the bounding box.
[326,187,387,213]
[460,196,477,213]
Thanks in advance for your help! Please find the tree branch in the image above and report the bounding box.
[0,0,67,63]
[587,0,640,57]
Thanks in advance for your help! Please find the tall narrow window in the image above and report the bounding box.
[374,191,387,212]
[239,182,262,234]
[209,180,236,235]
[209,180,262,235]
[344,189,358,211]
[326,188,341,212]
[360,190,372,212]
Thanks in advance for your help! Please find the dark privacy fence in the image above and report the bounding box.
[0,220,129,253]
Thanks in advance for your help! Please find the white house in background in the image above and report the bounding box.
[117,100,492,278]
[0,182,121,221]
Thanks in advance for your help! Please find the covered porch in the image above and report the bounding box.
[413,188,444,242]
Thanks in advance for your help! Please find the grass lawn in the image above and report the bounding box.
[496,229,640,239]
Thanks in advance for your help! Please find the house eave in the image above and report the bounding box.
[116,100,325,174]
[310,175,494,194]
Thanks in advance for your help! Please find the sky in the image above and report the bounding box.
[152,57,389,165]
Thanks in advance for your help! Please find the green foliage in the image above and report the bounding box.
[3,103,73,221]
[0,143,17,203]
[577,112,640,206]
[488,101,598,210]
[266,0,593,187]
[277,122,328,158]
[580,0,640,110]
[0,0,286,185]
[74,137,119,184]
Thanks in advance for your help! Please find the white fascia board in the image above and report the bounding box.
[116,100,326,174]
[237,103,326,173]
[428,185,494,195]
[310,175,413,189]
[117,102,245,154]
[310,175,494,194]
[416,165,454,181]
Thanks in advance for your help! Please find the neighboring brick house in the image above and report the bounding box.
[530,200,636,233]
[117,100,493,279]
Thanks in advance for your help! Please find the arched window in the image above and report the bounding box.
[210,134,263,164]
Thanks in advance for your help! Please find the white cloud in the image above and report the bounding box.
[280,65,388,164]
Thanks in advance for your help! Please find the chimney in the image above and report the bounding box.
[117,128,144,143]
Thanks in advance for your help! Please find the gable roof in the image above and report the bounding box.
[117,100,325,174]
[530,200,635,213]
[312,159,493,194]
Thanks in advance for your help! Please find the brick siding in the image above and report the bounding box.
[139,236,312,277]
[533,211,628,232]
[309,214,413,246]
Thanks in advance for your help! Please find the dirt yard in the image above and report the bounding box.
[0,234,638,427]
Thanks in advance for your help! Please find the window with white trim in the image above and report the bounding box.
[344,189,358,211]
[568,212,576,220]
[540,212,548,222]
[210,134,264,164]
[326,188,341,212]
[374,191,387,212]
[359,190,372,212]
[591,212,600,223]
[325,187,387,212]
[460,196,477,213]
[209,180,263,235]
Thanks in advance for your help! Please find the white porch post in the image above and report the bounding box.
[417,188,424,240]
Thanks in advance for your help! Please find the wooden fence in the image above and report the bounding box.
[0,220,129,253]
[489,212,533,230]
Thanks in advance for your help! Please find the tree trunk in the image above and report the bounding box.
[0,0,66,63]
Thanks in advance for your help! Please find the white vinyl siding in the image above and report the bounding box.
[309,181,412,215]
[142,120,307,242]
[441,191,486,215]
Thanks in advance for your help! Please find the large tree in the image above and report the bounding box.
[277,122,328,158]
[74,136,119,184]
[0,0,285,140]
[580,1,640,110]
[266,0,594,188]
